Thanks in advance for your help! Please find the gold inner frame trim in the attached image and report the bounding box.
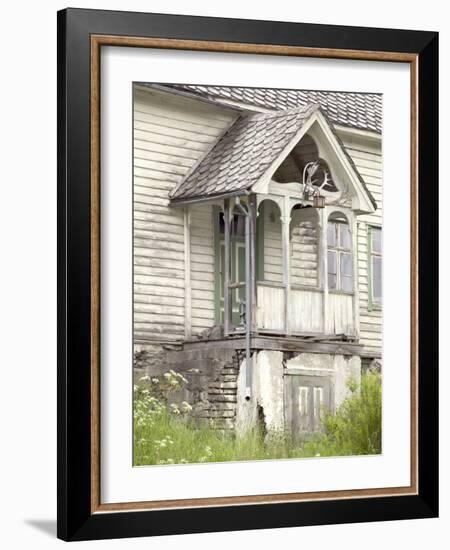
[90,34,419,514]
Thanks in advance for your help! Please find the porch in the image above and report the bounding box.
[183,189,359,343]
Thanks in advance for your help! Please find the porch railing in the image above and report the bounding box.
[256,282,355,336]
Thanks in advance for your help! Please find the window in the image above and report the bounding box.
[368,226,382,308]
[327,218,353,293]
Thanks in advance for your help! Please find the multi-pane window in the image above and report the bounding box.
[369,226,382,307]
[327,219,353,293]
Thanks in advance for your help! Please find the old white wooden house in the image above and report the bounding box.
[133,83,382,436]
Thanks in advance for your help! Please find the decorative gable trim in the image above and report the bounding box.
[252,109,376,214]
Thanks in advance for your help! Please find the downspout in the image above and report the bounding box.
[235,198,253,401]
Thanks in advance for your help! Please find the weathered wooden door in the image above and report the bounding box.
[285,375,333,438]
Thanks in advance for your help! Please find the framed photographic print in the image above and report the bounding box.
[57,8,439,541]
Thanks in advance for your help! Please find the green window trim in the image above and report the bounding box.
[367,224,382,312]
[212,203,265,325]
[213,206,221,324]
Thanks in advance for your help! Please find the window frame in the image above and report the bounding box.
[327,218,354,295]
[367,224,382,311]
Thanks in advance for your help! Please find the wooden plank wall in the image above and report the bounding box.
[326,293,355,335]
[262,202,318,287]
[339,133,382,357]
[256,285,285,331]
[262,203,283,284]
[133,86,235,344]
[290,209,319,287]
[289,289,323,333]
[189,204,215,336]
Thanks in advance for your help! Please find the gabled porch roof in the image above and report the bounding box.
[170,104,319,203]
[169,104,376,212]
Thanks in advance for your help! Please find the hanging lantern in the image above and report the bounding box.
[313,194,325,208]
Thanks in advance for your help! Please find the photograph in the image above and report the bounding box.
[132,83,383,466]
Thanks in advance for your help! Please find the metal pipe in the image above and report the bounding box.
[223,200,231,336]
[244,210,252,401]
[234,197,253,401]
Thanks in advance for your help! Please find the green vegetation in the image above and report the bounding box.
[133,368,381,466]
[302,368,382,457]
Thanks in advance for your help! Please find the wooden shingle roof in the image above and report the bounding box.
[166,85,382,134]
[170,104,319,203]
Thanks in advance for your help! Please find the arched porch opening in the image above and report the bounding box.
[255,198,284,332]
[272,133,338,196]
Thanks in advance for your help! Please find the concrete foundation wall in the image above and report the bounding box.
[135,343,361,436]
[236,350,361,436]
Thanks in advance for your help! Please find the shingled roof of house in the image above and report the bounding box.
[170,104,320,202]
[165,84,382,134]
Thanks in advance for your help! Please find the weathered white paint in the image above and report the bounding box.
[184,207,191,339]
[236,351,285,436]
[262,201,283,284]
[189,204,215,335]
[285,352,361,409]
[133,85,382,357]
[252,113,376,216]
[289,289,323,333]
[236,350,361,435]
[338,131,382,356]
[290,217,319,287]
[256,284,285,331]
[281,196,291,335]
[326,293,355,335]
[133,86,235,344]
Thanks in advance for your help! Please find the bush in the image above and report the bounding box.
[302,369,382,457]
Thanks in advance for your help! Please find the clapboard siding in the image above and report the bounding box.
[133,86,383,356]
[264,201,318,287]
[133,86,236,343]
[262,204,318,288]
[262,204,283,284]
[339,132,382,356]
[189,204,215,335]
[290,210,319,287]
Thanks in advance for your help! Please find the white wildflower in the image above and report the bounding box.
[204,446,213,456]
[181,401,192,413]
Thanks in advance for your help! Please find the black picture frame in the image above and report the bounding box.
[57,7,438,541]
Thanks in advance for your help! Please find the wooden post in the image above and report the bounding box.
[249,194,257,331]
[319,207,329,334]
[184,206,192,339]
[281,195,291,335]
[223,199,231,336]
[352,214,360,338]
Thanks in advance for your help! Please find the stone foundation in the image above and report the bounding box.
[134,343,361,436]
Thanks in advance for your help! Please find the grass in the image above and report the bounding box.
[133,368,382,466]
